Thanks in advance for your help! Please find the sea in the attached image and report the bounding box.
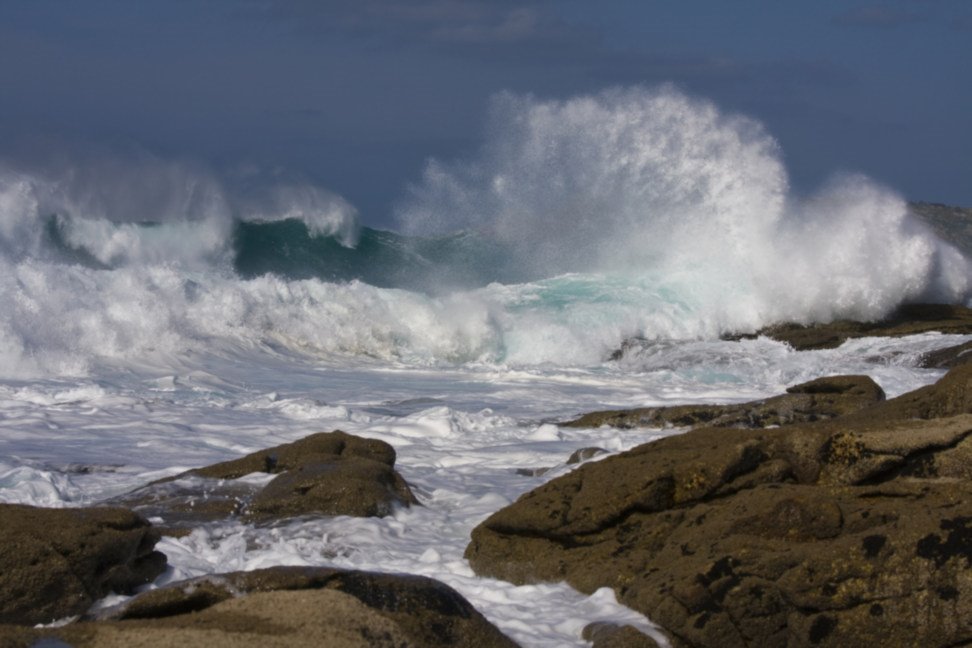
[1,86,970,646]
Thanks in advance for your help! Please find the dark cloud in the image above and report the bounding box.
[832,5,928,28]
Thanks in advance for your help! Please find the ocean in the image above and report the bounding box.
[1,86,970,646]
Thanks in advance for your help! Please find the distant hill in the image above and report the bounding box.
[910,201,972,259]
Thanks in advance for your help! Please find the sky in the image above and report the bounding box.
[0,0,969,228]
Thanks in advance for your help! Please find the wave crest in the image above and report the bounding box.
[398,85,970,322]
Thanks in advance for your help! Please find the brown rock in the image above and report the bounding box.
[0,504,166,626]
[920,340,972,369]
[751,303,972,351]
[847,361,972,424]
[247,456,415,519]
[113,431,418,529]
[466,366,972,647]
[566,375,884,429]
[5,566,519,648]
[182,430,398,481]
[583,622,661,648]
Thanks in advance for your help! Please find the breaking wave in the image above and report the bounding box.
[0,86,968,377]
[398,85,969,317]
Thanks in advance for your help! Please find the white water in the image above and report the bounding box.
[1,85,971,645]
[400,85,970,321]
[1,332,968,645]
[0,88,968,381]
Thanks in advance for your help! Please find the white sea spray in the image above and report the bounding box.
[0,88,970,642]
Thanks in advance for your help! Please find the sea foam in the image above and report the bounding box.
[399,85,969,321]
[0,86,968,377]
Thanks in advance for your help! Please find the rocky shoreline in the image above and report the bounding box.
[468,355,972,647]
[2,310,972,647]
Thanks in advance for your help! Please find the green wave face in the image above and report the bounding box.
[232,220,523,292]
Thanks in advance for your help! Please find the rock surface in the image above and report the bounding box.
[566,375,884,429]
[613,303,972,359]
[467,365,972,647]
[113,431,418,530]
[920,340,972,369]
[0,504,166,626]
[746,303,972,351]
[2,566,518,648]
[583,622,661,648]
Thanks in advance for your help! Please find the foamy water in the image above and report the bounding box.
[1,85,970,645]
[1,333,968,646]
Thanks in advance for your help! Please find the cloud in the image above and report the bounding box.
[832,5,928,28]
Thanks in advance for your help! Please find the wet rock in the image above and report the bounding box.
[113,431,417,529]
[920,340,972,369]
[583,622,660,648]
[180,430,399,480]
[848,361,972,424]
[108,475,262,532]
[514,467,551,477]
[566,375,884,429]
[467,366,972,647]
[0,504,166,626]
[608,336,651,361]
[746,303,972,351]
[5,566,518,647]
[567,447,608,464]
[247,456,414,519]
[515,448,608,478]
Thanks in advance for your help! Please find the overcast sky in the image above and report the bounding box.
[1,0,969,226]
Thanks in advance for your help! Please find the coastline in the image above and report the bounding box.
[3,305,972,647]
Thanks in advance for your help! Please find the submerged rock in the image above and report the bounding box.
[567,447,608,464]
[566,375,884,429]
[113,430,418,530]
[467,365,972,647]
[515,447,608,477]
[0,504,166,626]
[3,566,519,648]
